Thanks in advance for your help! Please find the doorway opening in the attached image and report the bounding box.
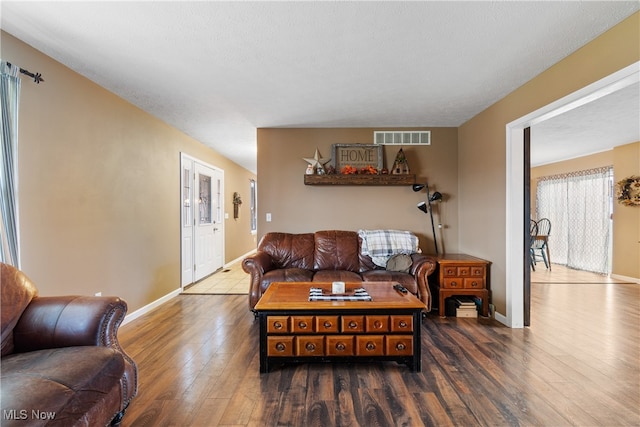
[505,61,639,328]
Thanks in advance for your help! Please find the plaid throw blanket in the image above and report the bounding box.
[358,229,420,267]
[309,288,372,301]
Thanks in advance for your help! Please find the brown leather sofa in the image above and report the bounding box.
[1,263,137,426]
[243,230,437,311]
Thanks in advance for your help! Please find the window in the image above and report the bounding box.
[536,166,613,274]
[250,179,257,233]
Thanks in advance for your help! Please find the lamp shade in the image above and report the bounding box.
[417,201,428,213]
[430,191,443,202]
[412,184,425,192]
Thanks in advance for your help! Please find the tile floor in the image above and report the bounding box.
[181,261,249,294]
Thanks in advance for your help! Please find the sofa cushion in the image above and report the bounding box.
[360,270,418,295]
[1,346,125,426]
[314,230,360,272]
[259,233,315,270]
[312,270,362,283]
[261,268,314,292]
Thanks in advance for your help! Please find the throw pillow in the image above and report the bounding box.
[386,254,412,273]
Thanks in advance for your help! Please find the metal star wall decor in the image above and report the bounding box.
[303,148,330,169]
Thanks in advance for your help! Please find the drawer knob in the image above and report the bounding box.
[373,320,383,329]
[396,343,406,351]
[399,321,408,328]
[323,321,332,328]
[335,342,346,351]
[273,321,283,330]
[305,342,316,352]
[365,342,376,351]
[348,321,358,329]
[298,321,308,329]
[451,281,458,287]
[275,342,286,352]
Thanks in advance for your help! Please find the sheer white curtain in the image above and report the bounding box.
[0,61,21,267]
[536,166,612,274]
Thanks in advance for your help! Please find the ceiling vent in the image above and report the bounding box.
[374,131,431,145]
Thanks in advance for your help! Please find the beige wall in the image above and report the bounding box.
[458,12,639,314]
[2,32,256,312]
[256,128,458,255]
[612,142,640,279]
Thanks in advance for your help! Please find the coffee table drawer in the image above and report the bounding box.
[386,336,413,356]
[366,315,389,332]
[267,316,290,333]
[326,336,355,356]
[342,315,365,332]
[291,316,314,333]
[390,315,413,332]
[356,335,385,356]
[296,336,324,356]
[267,336,294,356]
[316,316,339,333]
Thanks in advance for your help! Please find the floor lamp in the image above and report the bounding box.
[412,183,443,255]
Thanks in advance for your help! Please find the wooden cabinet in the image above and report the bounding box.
[431,254,490,317]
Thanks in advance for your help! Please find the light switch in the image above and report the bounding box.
[266,213,272,222]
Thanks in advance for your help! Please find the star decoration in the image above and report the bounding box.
[303,148,330,169]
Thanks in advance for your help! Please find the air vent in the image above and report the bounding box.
[374,131,431,145]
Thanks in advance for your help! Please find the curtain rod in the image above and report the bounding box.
[7,62,44,84]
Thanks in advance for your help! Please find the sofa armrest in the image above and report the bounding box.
[13,295,138,406]
[409,254,438,310]
[13,295,128,352]
[242,251,275,310]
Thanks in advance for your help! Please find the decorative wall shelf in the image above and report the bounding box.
[304,174,416,186]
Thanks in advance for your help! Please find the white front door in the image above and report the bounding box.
[181,155,224,286]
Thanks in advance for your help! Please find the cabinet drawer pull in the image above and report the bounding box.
[348,321,358,329]
[323,321,332,328]
[275,342,286,352]
[298,321,308,329]
[396,343,406,351]
[373,320,383,329]
[365,342,376,351]
[335,342,346,351]
[305,342,316,351]
[273,321,283,330]
[399,321,407,328]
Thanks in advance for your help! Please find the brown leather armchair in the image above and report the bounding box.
[1,263,137,426]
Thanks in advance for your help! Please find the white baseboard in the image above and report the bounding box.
[224,249,256,269]
[494,311,509,326]
[611,273,640,284]
[122,288,181,325]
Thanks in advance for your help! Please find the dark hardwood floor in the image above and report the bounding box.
[118,274,639,426]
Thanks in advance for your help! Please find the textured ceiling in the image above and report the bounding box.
[1,1,639,173]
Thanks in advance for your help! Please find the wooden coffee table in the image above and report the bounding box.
[254,281,426,373]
